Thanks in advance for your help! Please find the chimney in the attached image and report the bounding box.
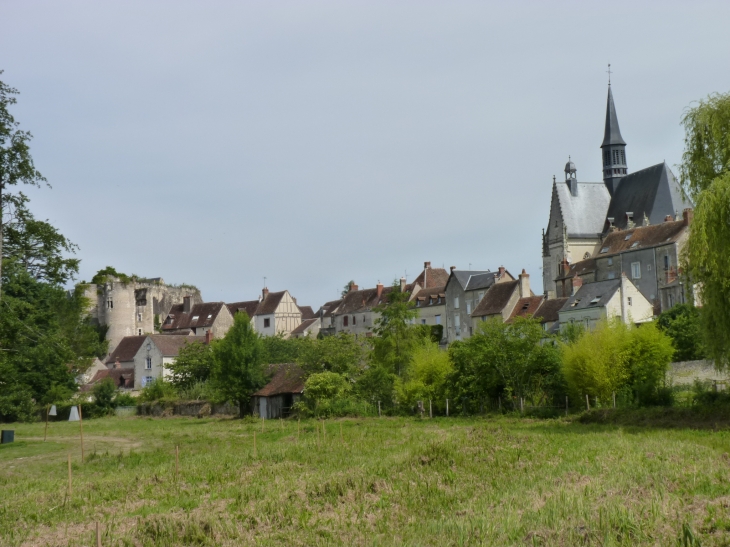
[262,287,269,299]
[498,266,506,278]
[400,277,407,292]
[424,261,431,269]
[607,217,615,229]
[114,357,121,369]
[562,257,571,275]
[183,295,192,314]
[348,282,358,293]
[205,330,214,344]
[518,269,530,297]
[571,275,583,296]
[376,282,384,299]
[683,208,694,226]
[626,212,635,229]
[664,215,674,222]
[450,266,456,272]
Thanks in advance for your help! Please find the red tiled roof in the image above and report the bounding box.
[472,281,519,317]
[105,336,146,365]
[256,291,287,316]
[411,267,450,290]
[162,302,226,331]
[298,306,316,320]
[413,285,446,308]
[599,220,687,257]
[508,296,545,322]
[85,368,135,390]
[252,364,305,397]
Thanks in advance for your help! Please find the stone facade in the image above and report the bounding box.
[82,276,202,355]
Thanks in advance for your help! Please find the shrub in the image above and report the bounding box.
[114,392,137,407]
[92,378,117,413]
[0,388,36,423]
[138,379,178,403]
[396,342,452,411]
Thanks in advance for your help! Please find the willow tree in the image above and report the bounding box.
[680,91,730,367]
[0,72,47,298]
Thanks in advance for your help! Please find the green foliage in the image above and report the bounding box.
[0,383,35,422]
[166,341,214,388]
[92,378,117,413]
[562,320,674,406]
[138,378,178,403]
[355,365,397,409]
[261,334,303,364]
[177,381,223,403]
[299,371,364,418]
[90,266,133,285]
[396,342,452,411]
[342,280,355,297]
[304,371,351,403]
[211,312,266,416]
[297,333,365,378]
[371,281,421,376]
[657,304,705,361]
[113,392,137,407]
[41,383,75,405]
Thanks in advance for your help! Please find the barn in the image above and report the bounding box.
[251,363,305,419]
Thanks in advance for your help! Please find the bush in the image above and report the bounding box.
[114,392,137,407]
[92,378,117,413]
[138,379,178,403]
[0,388,36,423]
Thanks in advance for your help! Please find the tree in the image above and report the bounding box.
[656,304,705,361]
[211,312,266,417]
[341,280,355,298]
[166,341,215,388]
[679,91,730,367]
[396,341,452,411]
[92,378,117,414]
[297,333,365,378]
[0,73,47,298]
[371,281,419,376]
[626,322,675,405]
[261,333,304,365]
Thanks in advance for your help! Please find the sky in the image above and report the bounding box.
[2,1,730,309]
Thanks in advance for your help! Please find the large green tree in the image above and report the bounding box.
[165,340,215,389]
[0,73,47,298]
[679,91,730,367]
[371,281,419,377]
[211,312,266,417]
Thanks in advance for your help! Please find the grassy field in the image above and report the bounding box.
[2,415,730,546]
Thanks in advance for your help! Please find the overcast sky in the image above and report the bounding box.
[2,1,730,308]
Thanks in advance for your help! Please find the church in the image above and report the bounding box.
[542,84,693,300]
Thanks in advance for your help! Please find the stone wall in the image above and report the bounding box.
[667,360,729,386]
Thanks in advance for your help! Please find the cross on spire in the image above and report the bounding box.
[606,63,612,85]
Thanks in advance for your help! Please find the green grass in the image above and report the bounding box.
[2,415,730,546]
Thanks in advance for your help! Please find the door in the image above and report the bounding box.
[259,397,267,419]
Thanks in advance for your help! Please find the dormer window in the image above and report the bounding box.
[600,247,609,254]
[590,297,601,305]
[624,234,632,241]
[191,315,199,322]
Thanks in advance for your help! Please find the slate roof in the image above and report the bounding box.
[252,363,305,397]
[149,334,205,356]
[226,300,260,319]
[450,270,491,290]
[554,181,612,238]
[162,302,227,331]
[555,257,598,282]
[560,279,621,312]
[602,86,626,146]
[606,163,693,231]
[337,286,394,315]
[319,299,343,318]
[472,280,519,317]
[298,306,316,320]
[291,318,319,335]
[411,267,450,290]
[534,297,569,323]
[105,336,146,365]
[598,218,687,256]
[413,286,446,308]
[508,296,546,322]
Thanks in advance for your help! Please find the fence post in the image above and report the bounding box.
[429,399,432,419]
[78,404,85,463]
[378,401,381,417]
[498,396,501,412]
[585,394,590,411]
[96,521,101,547]
[520,397,524,414]
[565,395,568,417]
[613,392,616,408]
[446,399,449,417]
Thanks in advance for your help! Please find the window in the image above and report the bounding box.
[478,291,485,302]
[466,302,472,314]
[624,234,632,241]
[437,296,442,304]
[600,247,609,254]
[421,319,426,325]
[454,297,459,309]
[664,255,670,270]
[264,318,271,328]
[590,297,601,305]
[138,329,142,335]
[207,314,212,319]
[343,316,348,327]
[363,315,365,323]
[416,300,421,307]
[454,315,460,328]
[191,315,199,322]
[143,376,154,387]
[137,313,143,322]
[608,272,616,280]
[630,242,639,248]
[583,252,590,259]
[145,357,152,370]
[435,315,441,325]
[107,299,113,309]
[668,294,674,308]
[628,297,633,306]
[353,316,356,325]
[621,150,626,164]
[631,262,641,279]
[607,257,613,266]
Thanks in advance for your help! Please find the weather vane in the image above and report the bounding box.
[607,63,612,85]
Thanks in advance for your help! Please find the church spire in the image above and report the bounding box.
[600,71,627,195]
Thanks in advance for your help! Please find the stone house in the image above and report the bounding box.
[554,212,691,313]
[412,285,446,329]
[315,299,343,337]
[162,298,234,338]
[444,266,515,342]
[82,367,135,392]
[81,275,202,354]
[227,288,304,338]
[105,335,147,369]
[558,274,653,332]
[135,334,207,389]
[471,270,533,328]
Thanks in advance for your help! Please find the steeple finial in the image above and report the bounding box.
[607,63,612,85]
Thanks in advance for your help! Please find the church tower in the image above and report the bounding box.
[600,84,627,195]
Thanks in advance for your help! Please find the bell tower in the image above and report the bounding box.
[600,67,627,195]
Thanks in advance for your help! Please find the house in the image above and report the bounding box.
[315,299,343,336]
[105,335,147,369]
[334,281,396,336]
[290,317,321,338]
[298,306,316,320]
[78,358,107,385]
[227,288,304,338]
[412,285,446,330]
[408,261,450,293]
[554,211,691,313]
[251,363,305,419]
[161,297,234,338]
[471,269,533,328]
[135,334,207,388]
[444,266,515,342]
[82,366,135,392]
[558,274,653,332]
[542,84,693,299]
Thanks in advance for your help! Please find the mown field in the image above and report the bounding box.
[2,415,730,546]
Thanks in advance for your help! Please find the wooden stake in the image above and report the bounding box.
[261,416,264,433]
[585,394,590,411]
[44,404,49,442]
[79,404,85,463]
[253,431,257,458]
[429,399,432,419]
[446,399,449,417]
[68,453,72,499]
[322,420,326,440]
[96,521,101,547]
[340,422,343,442]
[565,395,569,417]
[377,401,381,417]
[175,445,179,481]
[613,392,616,408]
[297,418,300,441]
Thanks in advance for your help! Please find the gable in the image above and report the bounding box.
[554,182,611,238]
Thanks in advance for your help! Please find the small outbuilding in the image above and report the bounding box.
[251,363,305,419]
